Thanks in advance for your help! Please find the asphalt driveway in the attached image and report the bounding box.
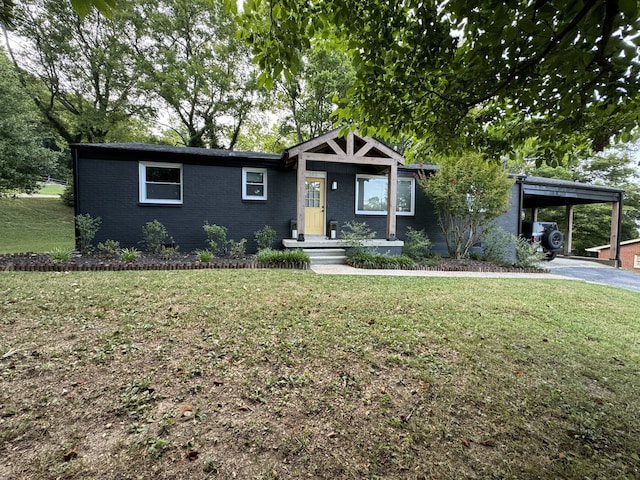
[546,257,640,293]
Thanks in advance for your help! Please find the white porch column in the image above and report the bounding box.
[386,163,398,240]
[296,156,307,241]
[564,205,574,255]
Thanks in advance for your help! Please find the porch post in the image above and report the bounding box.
[386,163,398,240]
[564,205,574,255]
[532,208,538,221]
[610,201,621,265]
[296,155,307,241]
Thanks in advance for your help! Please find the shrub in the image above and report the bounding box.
[340,221,376,254]
[75,213,102,253]
[403,227,433,260]
[254,225,277,251]
[256,249,310,268]
[195,249,213,262]
[481,225,514,267]
[142,220,168,254]
[160,245,179,260]
[229,238,247,259]
[119,248,139,262]
[61,180,74,207]
[203,222,227,255]
[346,251,416,269]
[97,239,121,258]
[48,247,72,263]
[514,236,545,269]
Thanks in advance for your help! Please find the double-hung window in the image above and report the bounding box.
[242,168,267,200]
[355,175,415,215]
[139,162,183,204]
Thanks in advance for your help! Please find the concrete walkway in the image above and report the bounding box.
[311,257,640,294]
[310,264,563,279]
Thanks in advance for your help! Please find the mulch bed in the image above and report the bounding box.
[0,252,546,273]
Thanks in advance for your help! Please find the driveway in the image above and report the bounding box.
[546,257,640,293]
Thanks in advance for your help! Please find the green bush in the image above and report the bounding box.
[160,245,179,260]
[195,249,213,262]
[203,222,227,255]
[119,248,139,262]
[254,225,277,251]
[402,227,433,260]
[340,221,376,254]
[97,239,121,258]
[48,247,72,263]
[514,237,545,269]
[346,251,416,269]
[142,220,169,254]
[229,238,247,259]
[61,180,74,207]
[75,213,102,253]
[256,249,310,268]
[481,225,514,267]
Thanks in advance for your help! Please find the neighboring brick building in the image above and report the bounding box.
[586,239,640,271]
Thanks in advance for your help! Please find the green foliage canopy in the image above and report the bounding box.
[240,0,640,161]
[0,50,57,193]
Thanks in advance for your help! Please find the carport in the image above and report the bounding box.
[515,176,625,266]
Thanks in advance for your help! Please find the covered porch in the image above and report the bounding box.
[283,128,405,245]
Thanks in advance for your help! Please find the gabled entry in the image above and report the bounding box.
[285,128,404,241]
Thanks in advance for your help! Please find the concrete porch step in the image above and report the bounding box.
[303,248,347,265]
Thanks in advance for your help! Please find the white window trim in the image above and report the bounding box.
[355,174,415,216]
[242,167,268,200]
[139,161,183,205]
[634,254,640,269]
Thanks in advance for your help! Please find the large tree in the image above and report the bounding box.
[0,49,57,194]
[239,0,640,161]
[5,0,144,144]
[134,0,259,149]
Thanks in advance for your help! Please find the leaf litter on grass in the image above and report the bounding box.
[1,270,640,479]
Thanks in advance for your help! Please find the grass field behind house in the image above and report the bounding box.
[37,184,66,196]
[1,270,639,479]
[0,197,74,253]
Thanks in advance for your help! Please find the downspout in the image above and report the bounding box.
[72,146,80,252]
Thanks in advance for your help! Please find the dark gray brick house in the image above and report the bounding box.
[72,129,624,261]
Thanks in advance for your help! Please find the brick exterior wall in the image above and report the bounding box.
[595,242,640,271]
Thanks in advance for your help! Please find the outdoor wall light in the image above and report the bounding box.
[331,181,338,190]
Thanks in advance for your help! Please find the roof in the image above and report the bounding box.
[586,238,640,252]
[71,142,283,168]
[517,175,624,208]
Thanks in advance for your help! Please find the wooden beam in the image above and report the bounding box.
[296,155,307,241]
[326,138,345,155]
[387,164,398,240]
[564,205,574,255]
[302,152,396,166]
[347,132,354,156]
[610,201,620,264]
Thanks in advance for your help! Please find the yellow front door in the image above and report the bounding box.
[305,177,325,235]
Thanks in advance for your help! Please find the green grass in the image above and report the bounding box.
[0,197,75,253]
[37,184,66,196]
[1,270,639,479]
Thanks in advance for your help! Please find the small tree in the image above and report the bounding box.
[75,213,102,253]
[417,154,514,259]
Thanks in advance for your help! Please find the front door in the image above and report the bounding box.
[305,177,325,235]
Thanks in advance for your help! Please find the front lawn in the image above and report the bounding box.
[1,270,639,479]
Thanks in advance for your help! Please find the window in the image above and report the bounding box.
[355,175,415,215]
[634,254,640,269]
[242,168,267,200]
[139,162,182,204]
